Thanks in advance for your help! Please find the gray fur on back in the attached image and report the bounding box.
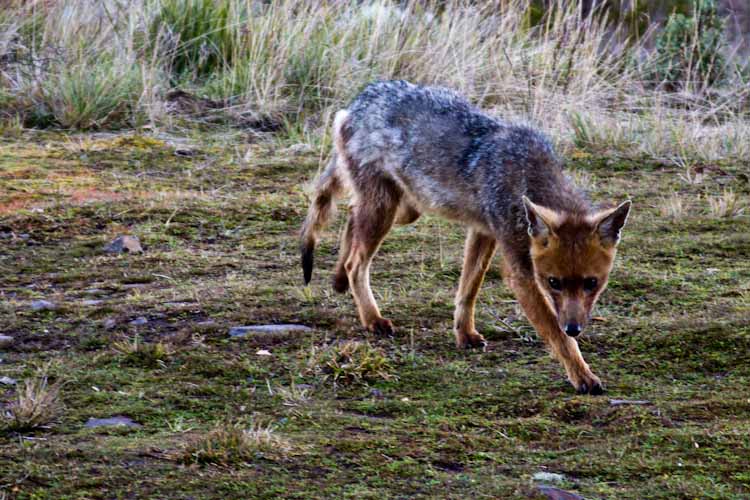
[340,80,589,266]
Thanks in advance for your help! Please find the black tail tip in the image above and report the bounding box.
[301,245,314,285]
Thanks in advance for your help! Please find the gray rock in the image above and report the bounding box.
[31,300,56,311]
[122,283,147,290]
[0,335,13,348]
[533,472,566,484]
[104,235,143,254]
[0,376,17,385]
[85,416,141,428]
[81,300,103,307]
[129,317,148,326]
[609,399,651,407]
[534,486,584,500]
[104,318,117,330]
[229,324,312,338]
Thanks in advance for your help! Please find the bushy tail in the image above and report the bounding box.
[300,110,351,284]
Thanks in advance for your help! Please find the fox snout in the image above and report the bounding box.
[559,307,588,337]
[563,322,583,337]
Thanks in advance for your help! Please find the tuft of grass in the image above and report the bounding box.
[659,193,687,219]
[277,382,313,408]
[112,335,174,368]
[706,189,746,218]
[305,340,396,386]
[1,377,63,433]
[180,421,291,465]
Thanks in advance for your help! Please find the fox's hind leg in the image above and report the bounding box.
[501,254,603,395]
[344,178,400,335]
[454,229,497,348]
[332,213,354,293]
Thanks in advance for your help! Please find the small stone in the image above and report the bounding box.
[534,486,584,500]
[81,300,103,307]
[533,472,566,484]
[31,300,57,311]
[0,376,17,385]
[370,388,384,399]
[609,399,651,407]
[104,318,117,330]
[104,235,143,254]
[196,320,216,327]
[256,349,272,356]
[229,324,312,338]
[122,283,147,290]
[85,416,141,428]
[129,317,148,326]
[0,335,13,348]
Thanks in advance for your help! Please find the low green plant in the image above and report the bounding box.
[650,0,726,91]
[305,340,396,386]
[180,421,290,465]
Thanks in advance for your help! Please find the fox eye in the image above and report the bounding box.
[583,277,598,291]
[548,277,562,291]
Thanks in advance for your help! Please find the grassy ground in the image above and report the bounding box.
[1,129,749,499]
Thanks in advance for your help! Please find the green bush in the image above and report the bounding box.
[148,0,245,78]
[651,0,726,91]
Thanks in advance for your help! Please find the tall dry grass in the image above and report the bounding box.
[0,0,748,160]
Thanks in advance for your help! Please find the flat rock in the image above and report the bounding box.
[609,399,651,407]
[534,486,584,500]
[533,472,566,484]
[0,376,17,385]
[81,300,104,307]
[0,335,13,348]
[129,316,148,326]
[229,324,312,338]
[85,416,141,428]
[31,300,57,311]
[104,235,143,254]
[104,318,117,330]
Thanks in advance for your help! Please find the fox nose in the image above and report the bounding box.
[564,323,582,337]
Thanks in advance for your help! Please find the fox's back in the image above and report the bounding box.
[342,81,575,234]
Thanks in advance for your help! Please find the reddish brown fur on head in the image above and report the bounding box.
[523,196,631,337]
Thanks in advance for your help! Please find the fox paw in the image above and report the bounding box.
[368,318,395,336]
[573,373,605,395]
[455,330,487,350]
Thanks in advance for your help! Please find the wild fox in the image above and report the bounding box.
[300,80,630,395]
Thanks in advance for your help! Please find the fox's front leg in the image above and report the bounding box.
[454,229,497,348]
[502,259,603,395]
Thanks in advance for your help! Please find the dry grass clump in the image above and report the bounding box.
[180,421,291,465]
[1,377,63,432]
[706,189,747,218]
[112,335,174,368]
[0,0,747,160]
[305,340,396,386]
[277,382,313,408]
[659,193,687,220]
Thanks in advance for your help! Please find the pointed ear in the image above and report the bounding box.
[593,200,631,247]
[522,196,560,240]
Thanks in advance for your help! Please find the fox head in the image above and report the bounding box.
[522,196,631,337]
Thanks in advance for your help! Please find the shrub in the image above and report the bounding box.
[180,421,290,465]
[651,0,727,91]
[305,340,396,386]
[1,377,63,433]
